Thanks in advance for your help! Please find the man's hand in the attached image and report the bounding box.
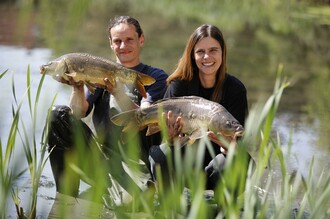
[103,78,126,96]
[103,78,116,93]
[54,75,84,88]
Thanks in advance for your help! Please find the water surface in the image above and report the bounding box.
[1,44,327,217]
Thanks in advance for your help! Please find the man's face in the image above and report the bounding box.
[109,23,144,67]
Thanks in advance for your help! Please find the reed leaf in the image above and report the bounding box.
[7,68,53,218]
[5,104,21,166]
[11,73,18,105]
[26,65,32,118]
[0,72,27,218]
[0,69,8,79]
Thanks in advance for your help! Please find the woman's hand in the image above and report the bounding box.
[207,131,237,154]
[162,111,184,144]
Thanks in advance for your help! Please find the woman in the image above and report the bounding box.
[149,24,248,190]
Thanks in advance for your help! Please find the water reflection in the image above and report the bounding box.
[0,39,327,218]
[0,45,69,218]
[273,113,330,179]
[1,1,329,217]
[0,45,70,139]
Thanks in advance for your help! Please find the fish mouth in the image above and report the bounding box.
[40,65,45,74]
[234,130,244,140]
[234,125,244,138]
[217,129,244,140]
[216,130,244,140]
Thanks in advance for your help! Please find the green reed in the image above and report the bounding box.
[0,69,24,218]
[0,67,56,218]
[110,64,330,218]
[1,69,27,218]
[1,64,330,218]
[19,66,56,218]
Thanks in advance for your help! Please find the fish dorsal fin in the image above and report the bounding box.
[146,123,161,136]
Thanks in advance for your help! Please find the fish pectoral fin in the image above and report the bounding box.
[146,123,161,136]
[65,72,77,78]
[177,135,190,147]
[188,138,196,145]
[135,81,147,98]
[85,82,96,94]
[187,129,204,145]
[190,129,204,139]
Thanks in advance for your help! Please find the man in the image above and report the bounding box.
[47,16,168,199]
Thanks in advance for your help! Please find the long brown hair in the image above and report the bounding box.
[167,24,227,102]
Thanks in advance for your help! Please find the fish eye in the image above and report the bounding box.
[225,121,232,128]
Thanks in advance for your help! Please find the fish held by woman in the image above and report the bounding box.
[111,96,244,145]
[40,53,156,98]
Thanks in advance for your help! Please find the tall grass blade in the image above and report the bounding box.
[5,104,21,166]
[0,69,8,79]
[0,72,27,218]
[26,65,32,118]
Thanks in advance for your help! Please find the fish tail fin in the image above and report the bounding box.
[111,110,138,132]
[137,73,156,86]
[135,80,147,98]
[135,73,156,98]
[122,122,138,132]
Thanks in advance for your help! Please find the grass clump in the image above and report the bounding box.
[0,67,55,218]
[1,64,330,218]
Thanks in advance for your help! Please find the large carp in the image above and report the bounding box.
[40,53,156,98]
[111,96,244,145]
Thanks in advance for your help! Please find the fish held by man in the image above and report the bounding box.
[40,53,156,98]
[111,96,244,145]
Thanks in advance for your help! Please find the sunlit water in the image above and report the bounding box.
[0,45,91,218]
[0,45,327,217]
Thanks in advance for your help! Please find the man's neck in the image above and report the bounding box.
[117,60,140,68]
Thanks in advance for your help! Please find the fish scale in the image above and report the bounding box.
[40,53,155,97]
[111,96,244,145]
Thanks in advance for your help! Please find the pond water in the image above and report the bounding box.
[1,1,329,214]
[1,43,328,217]
[0,45,93,217]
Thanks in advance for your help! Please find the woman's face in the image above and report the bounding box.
[193,36,222,77]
